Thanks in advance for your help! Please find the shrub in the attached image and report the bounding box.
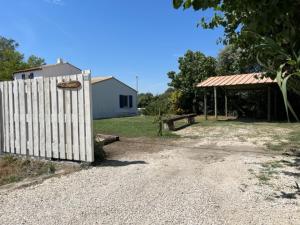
[143,89,174,116]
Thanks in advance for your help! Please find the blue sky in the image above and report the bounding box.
[0,0,224,94]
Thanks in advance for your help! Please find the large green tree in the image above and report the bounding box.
[0,36,45,81]
[168,50,216,113]
[216,45,261,75]
[173,0,300,121]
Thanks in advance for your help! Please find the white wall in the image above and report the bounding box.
[92,78,137,119]
[14,63,81,80]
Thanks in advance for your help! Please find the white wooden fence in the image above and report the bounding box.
[0,72,94,162]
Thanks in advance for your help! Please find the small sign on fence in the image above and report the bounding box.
[57,80,82,89]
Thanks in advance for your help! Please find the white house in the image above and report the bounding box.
[13,58,138,119]
[91,76,137,119]
[13,58,81,80]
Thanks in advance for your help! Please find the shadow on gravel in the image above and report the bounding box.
[282,171,300,177]
[94,160,147,167]
[274,153,300,199]
[275,190,300,199]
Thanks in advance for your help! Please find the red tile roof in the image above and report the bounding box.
[197,73,275,87]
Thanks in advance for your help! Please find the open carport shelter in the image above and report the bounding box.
[197,73,278,121]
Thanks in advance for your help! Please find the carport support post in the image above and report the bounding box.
[267,86,271,121]
[204,90,207,120]
[225,89,228,118]
[274,88,278,120]
[214,86,218,119]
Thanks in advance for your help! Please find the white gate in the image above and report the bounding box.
[0,71,94,162]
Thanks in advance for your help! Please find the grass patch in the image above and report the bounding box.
[288,129,300,147]
[256,173,272,183]
[267,124,300,151]
[252,160,283,185]
[0,155,56,186]
[94,116,177,138]
[261,160,283,169]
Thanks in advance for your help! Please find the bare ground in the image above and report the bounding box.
[0,123,299,225]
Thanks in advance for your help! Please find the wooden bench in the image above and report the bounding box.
[163,114,197,131]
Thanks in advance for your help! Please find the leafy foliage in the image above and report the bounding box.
[27,55,45,68]
[173,0,300,47]
[138,92,155,108]
[168,50,216,113]
[0,36,45,81]
[256,36,300,122]
[170,90,185,114]
[216,45,261,75]
[143,89,174,116]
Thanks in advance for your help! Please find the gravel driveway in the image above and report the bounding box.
[0,133,299,225]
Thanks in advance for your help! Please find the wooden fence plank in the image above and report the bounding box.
[4,82,9,153]
[78,74,86,161]
[26,80,34,156]
[32,79,40,157]
[38,78,46,157]
[19,80,27,155]
[51,77,59,159]
[0,83,3,153]
[64,76,73,160]
[83,71,94,162]
[8,82,14,153]
[57,76,66,159]
[14,80,20,154]
[70,74,80,161]
[44,78,52,158]
[0,83,4,153]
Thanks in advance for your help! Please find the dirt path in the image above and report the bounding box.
[0,133,299,224]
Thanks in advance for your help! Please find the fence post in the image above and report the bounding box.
[83,70,94,162]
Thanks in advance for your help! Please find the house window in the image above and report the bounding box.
[129,95,133,107]
[119,95,133,108]
[29,73,34,79]
[21,74,25,80]
[119,95,128,108]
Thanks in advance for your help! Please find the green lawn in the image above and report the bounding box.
[93,116,176,138]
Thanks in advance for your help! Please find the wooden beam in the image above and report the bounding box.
[225,89,228,118]
[267,86,271,121]
[274,88,278,120]
[204,90,207,120]
[214,87,218,119]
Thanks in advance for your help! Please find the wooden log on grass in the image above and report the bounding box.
[95,134,120,145]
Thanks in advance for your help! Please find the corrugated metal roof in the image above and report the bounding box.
[197,73,275,87]
[91,76,113,84]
